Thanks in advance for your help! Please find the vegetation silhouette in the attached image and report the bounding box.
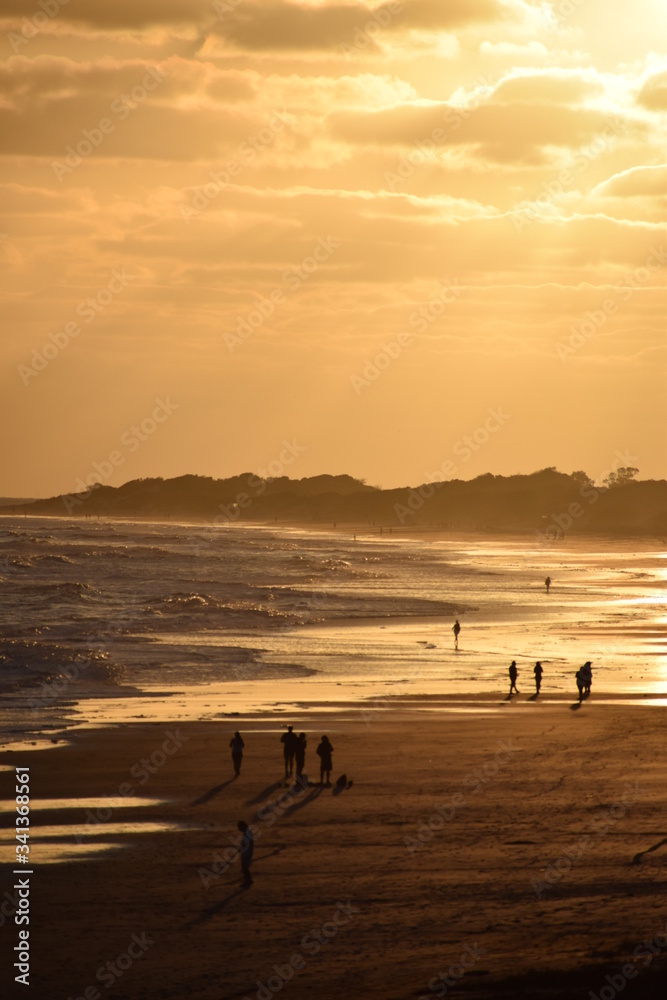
[16,468,665,536]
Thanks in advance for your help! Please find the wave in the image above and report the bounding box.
[152,591,227,612]
[0,639,125,695]
[139,593,299,630]
[18,581,102,601]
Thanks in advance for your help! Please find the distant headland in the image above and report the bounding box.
[3,468,665,538]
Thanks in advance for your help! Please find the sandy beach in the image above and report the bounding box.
[2,698,666,999]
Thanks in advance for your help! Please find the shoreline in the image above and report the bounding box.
[4,686,667,755]
[2,511,666,546]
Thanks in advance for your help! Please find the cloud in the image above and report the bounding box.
[490,70,603,105]
[0,182,89,215]
[480,40,548,59]
[0,97,288,162]
[585,164,667,223]
[328,100,630,163]
[0,55,255,107]
[211,0,515,53]
[1,0,214,30]
[594,164,667,198]
[637,69,667,111]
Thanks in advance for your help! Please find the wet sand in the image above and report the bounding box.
[1,699,666,999]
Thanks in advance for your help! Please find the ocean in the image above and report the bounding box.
[1,517,665,743]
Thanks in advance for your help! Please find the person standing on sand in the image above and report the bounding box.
[453,619,461,649]
[229,731,244,777]
[237,820,254,886]
[295,733,307,779]
[576,668,585,702]
[316,735,334,786]
[509,660,519,695]
[281,725,298,778]
[534,662,543,694]
[545,576,551,593]
[581,661,592,696]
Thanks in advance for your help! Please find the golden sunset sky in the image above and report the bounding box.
[1,0,665,495]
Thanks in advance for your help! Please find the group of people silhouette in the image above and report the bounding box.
[230,570,587,890]
[231,725,335,787]
[281,725,334,785]
[280,725,309,780]
[451,576,593,703]
[506,659,593,701]
[230,727,338,887]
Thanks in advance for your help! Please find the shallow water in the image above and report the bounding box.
[1,517,664,739]
[0,819,198,865]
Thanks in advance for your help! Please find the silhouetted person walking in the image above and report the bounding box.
[509,660,519,695]
[316,735,333,786]
[545,576,551,593]
[534,662,543,694]
[237,820,254,886]
[295,732,307,779]
[576,668,585,702]
[229,731,244,777]
[453,619,461,649]
[281,725,298,778]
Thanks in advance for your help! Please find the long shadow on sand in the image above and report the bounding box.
[632,837,667,864]
[191,778,235,806]
[245,779,285,807]
[184,847,288,928]
[280,785,322,818]
[183,886,250,927]
[528,692,540,701]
